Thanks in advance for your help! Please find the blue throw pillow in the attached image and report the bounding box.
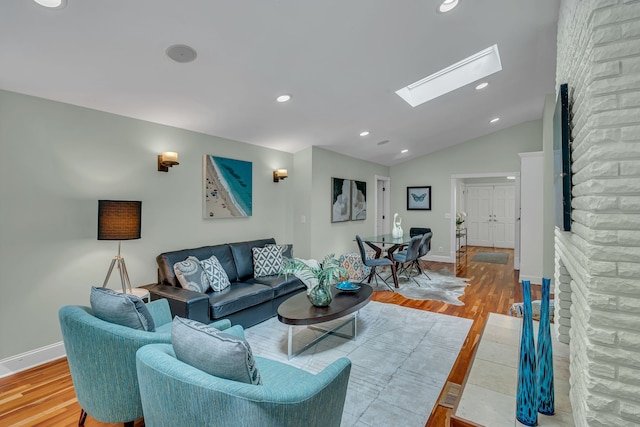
[172,317,261,385]
[89,286,155,332]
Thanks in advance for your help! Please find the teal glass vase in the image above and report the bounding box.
[516,280,538,426]
[307,282,332,307]
[537,277,555,415]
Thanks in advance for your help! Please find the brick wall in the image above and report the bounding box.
[556,0,640,425]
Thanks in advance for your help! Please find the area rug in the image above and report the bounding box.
[471,251,509,264]
[371,269,471,305]
[245,301,473,427]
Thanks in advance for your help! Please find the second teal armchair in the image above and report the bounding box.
[136,343,352,427]
[59,299,233,426]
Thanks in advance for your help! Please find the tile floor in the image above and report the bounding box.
[453,313,574,427]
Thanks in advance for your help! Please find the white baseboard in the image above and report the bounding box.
[423,254,453,263]
[0,342,66,378]
[518,274,543,285]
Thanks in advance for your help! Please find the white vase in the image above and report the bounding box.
[392,213,403,238]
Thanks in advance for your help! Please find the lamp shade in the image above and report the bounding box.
[97,200,142,240]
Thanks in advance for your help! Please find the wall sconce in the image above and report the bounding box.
[273,169,288,182]
[158,152,179,172]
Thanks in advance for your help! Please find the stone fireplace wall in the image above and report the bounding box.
[556,0,640,425]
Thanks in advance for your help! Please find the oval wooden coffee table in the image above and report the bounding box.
[277,283,373,359]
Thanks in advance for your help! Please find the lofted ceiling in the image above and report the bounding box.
[0,1,560,166]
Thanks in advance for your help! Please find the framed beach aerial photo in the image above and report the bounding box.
[331,177,351,222]
[203,155,253,218]
[351,180,366,220]
[407,186,431,210]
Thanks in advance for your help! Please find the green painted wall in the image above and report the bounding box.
[389,120,543,258]
[308,147,389,259]
[0,89,295,359]
[0,87,552,364]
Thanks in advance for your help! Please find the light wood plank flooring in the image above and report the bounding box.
[0,246,543,427]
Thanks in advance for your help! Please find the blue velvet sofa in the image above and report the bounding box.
[147,238,305,328]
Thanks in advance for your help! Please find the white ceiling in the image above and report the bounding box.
[0,1,560,166]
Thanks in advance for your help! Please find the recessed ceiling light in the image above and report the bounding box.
[34,0,66,8]
[507,176,516,180]
[438,0,459,13]
[166,44,197,63]
[401,149,409,154]
[276,94,291,103]
[475,82,489,90]
[377,140,390,146]
[359,131,370,137]
[490,117,500,123]
[396,44,501,107]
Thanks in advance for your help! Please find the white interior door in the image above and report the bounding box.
[467,186,493,247]
[493,186,515,248]
[466,184,515,248]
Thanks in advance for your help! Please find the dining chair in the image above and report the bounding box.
[355,235,397,291]
[393,234,423,285]
[409,227,431,237]
[416,232,433,279]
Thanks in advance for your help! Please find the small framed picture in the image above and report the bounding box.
[407,186,431,210]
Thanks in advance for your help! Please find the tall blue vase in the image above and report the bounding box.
[537,277,555,415]
[516,280,538,426]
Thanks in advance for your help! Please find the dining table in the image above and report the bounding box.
[359,233,413,288]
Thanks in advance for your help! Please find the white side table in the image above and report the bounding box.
[114,287,150,303]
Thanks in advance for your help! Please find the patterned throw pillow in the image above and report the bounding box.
[172,317,262,385]
[266,243,293,259]
[340,252,373,281]
[201,255,231,292]
[252,245,284,277]
[89,286,155,332]
[173,256,209,293]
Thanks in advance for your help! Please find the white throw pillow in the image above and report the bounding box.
[292,258,320,289]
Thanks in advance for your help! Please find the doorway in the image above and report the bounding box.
[451,173,521,270]
[374,175,390,236]
[465,184,515,248]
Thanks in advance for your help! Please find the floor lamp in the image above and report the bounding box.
[98,200,142,294]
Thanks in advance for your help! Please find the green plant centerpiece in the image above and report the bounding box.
[281,254,348,307]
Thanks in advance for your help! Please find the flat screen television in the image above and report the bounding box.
[553,83,571,231]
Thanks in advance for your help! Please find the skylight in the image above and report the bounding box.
[396,44,502,107]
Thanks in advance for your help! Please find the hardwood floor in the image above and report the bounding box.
[0,246,543,427]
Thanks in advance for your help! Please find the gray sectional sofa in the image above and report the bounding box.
[146,238,305,328]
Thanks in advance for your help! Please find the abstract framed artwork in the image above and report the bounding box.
[407,186,431,210]
[351,180,367,220]
[331,177,351,222]
[203,155,253,218]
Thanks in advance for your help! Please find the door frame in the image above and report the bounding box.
[374,175,391,236]
[451,172,521,270]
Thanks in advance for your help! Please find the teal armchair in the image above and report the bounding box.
[136,343,352,427]
[58,299,233,426]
